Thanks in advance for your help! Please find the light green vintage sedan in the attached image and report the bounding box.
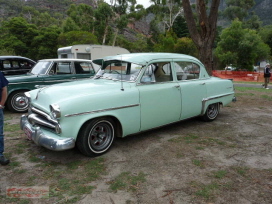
[20,53,236,157]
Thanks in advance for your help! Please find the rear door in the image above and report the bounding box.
[173,61,207,120]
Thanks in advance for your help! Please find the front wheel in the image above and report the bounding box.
[6,91,29,113]
[201,103,220,122]
[76,117,115,157]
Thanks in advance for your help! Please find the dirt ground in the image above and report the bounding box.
[0,86,272,204]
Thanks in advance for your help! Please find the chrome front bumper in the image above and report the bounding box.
[20,115,75,151]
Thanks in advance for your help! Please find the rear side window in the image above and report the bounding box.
[2,59,34,70]
[20,59,34,69]
[174,62,200,80]
[75,62,95,74]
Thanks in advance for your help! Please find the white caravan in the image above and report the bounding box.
[57,44,130,71]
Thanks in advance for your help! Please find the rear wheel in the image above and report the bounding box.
[76,117,115,157]
[6,91,29,113]
[201,103,220,122]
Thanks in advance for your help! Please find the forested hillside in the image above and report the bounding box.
[1,0,272,25]
[253,0,272,25]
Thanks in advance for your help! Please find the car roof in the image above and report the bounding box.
[0,56,36,62]
[38,58,93,62]
[93,53,202,66]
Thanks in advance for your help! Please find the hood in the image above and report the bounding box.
[29,78,133,111]
[6,73,42,83]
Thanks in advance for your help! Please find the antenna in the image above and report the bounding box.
[120,55,124,91]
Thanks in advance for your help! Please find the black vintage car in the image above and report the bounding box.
[0,56,36,75]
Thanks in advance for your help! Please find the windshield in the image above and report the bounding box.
[31,61,52,75]
[95,61,142,81]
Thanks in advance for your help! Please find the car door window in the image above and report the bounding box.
[11,60,20,69]
[74,62,95,74]
[3,60,12,69]
[140,62,173,83]
[20,60,34,69]
[56,62,72,74]
[174,62,200,80]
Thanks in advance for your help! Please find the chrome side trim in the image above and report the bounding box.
[202,93,233,102]
[201,93,234,115]
[9,79,74,85]
[65,104,140,117]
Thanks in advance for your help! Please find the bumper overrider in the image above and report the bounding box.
[20,114,75,151]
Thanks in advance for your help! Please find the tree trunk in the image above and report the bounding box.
[112,28,119,46]
[102,24,109,45]
[182,0,220,75]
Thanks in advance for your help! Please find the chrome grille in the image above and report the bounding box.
[28,107,61,133]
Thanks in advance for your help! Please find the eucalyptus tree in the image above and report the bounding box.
[0,17,38,58]
[215,20,270,71]
[58,31,98,47]
[95,2,114,45]
[182,0,220,74]
[31,26,61,59]
[66,4,95,33]
[224,0,255,22]
[150,0,183,31]
[21,6,60,28]
[259,25,272,56]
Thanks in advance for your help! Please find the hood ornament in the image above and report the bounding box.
[35,86,51,100]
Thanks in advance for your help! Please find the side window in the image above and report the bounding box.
[174,62,200,80]
[155,62,173,82]
[11,60,20,69]
[140,64,156,83]
[140,62,173,83]
[20,60,34,69]
[75,62,95,74]
[56,62,72,74]
[3,60,11,69]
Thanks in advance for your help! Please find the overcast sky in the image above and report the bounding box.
[104,0,152,8]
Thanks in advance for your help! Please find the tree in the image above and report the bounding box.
[243,13,262,30]
[224,0,255,22]
[215,20,270,71]
[66,4,95,32]
[172,15,189,38]
[259,25,272,56]
[31,26,61,60]
[94,2,114,45]
[153,31,177,52]
[21,6,60,28]
[0,17,38,58]
[58,31,98,47]
[182,0,220,74]
[174,37,198,57]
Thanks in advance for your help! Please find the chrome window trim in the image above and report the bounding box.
[65,104,140,117]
